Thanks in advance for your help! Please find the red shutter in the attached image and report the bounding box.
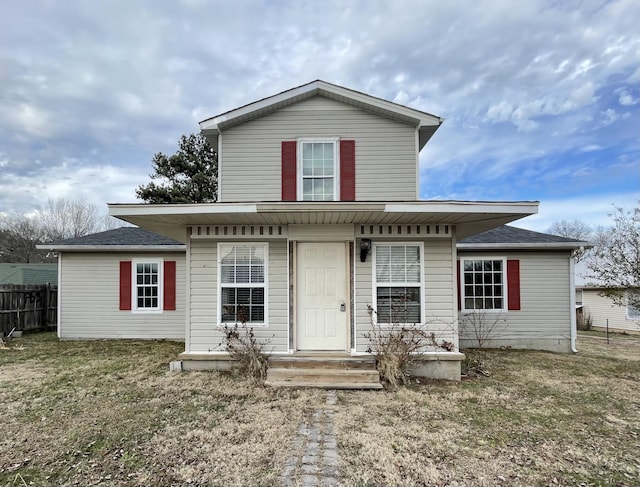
[281,141,297,201]
[456,260,461,310]
[163,260,176,311]
[507,259,521,311]
[119,261,132,310]
[340,140,356,201]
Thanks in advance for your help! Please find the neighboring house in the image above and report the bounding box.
[577,286,640,334]
[38,227,186,340]
[0,263,57,285]
[458,226,588,352]
[106,80,540,382]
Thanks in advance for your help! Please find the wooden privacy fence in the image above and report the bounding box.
[0,284,57,336]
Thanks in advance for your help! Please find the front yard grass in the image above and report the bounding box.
[1,331,639,486]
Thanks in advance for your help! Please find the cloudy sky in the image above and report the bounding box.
[1,0,638,232]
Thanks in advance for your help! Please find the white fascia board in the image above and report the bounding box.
[316,81,442,126]
[199,82,319,130]
[199,80,443,131]
[457,242,585,251]
[36,245,187,252]
[384,202,539,214]
[109,203,257,217]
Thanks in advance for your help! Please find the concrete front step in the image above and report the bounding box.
[266,366,382,389]
[269,356,377,370]
[265,379,383,389]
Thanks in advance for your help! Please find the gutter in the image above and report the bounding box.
[569,256,578,353]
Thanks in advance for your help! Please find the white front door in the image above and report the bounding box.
[296,242,348,351]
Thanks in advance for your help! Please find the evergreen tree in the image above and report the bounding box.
[136,133,218,203]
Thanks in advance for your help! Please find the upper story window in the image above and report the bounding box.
[281,139,354,202]
[298,138,338,201]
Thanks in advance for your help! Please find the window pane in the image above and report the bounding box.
[323,178,334,199]
[493,260,502,271]
[302,143,312,160]
[237,288,250,304]
[236,265,250,283]
[303,179,313,199]
[221,265,235,283]
[251,288,264,304]
[464,260,473,272]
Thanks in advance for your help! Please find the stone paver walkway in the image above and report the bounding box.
[281,390,341,486]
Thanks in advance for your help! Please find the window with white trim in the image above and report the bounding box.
[626,291,640,320]
[298,138,338,201]
[374,244,422,324]
[219,243,268,324]
[461,258,506,311]
[134,261,161,311]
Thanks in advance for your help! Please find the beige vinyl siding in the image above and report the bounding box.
[458,251,573,352]
[188,239,289,353]
[220,96,417,202]
[354,238,456,353]
[58,252,185,340]
[582,290,640,333]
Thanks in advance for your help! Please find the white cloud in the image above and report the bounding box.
[618,90,639,106]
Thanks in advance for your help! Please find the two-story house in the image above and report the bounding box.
[107,80,539,384]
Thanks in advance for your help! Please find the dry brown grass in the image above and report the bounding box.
[335,333,640,487]
[1,332,639,486]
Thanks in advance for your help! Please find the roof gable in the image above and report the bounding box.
[199,80,443,151]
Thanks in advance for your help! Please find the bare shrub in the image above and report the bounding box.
[364,306,454,388]
[461,350,490,378]
[218,323,271,383]
[576,310,593,331]
[459,310,507,349]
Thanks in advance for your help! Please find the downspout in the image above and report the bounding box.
[569,255,578,353]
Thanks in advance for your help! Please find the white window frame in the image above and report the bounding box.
[460,257,508,313]
[626,290,640,320]
[132,259,163,313]
[217,242,269,327]
[297,137,340,201]
[371,242,424,326]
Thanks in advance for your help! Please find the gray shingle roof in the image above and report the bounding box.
[0,264,58,285]
[46,227,182,247]
[459,225,587,245]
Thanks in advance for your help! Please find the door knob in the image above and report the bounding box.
[340,302,346,312]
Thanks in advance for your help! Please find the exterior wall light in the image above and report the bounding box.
[360,238,372,262]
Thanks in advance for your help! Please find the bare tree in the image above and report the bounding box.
[0,198,125,263]
[547,219,592,262]
[37,198,104,241]
[0,216,48,263]
[585,204,640,309]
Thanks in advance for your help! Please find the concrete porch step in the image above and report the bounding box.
[265,362,382,389]
[269,356,377,370]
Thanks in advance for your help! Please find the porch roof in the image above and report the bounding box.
[108,200,539,243]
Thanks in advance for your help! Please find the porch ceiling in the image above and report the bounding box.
[108,200,539,243]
